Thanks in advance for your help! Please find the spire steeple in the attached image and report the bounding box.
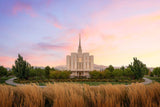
[78,33,82,54]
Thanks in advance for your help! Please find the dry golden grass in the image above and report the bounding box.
[0,82,160,107]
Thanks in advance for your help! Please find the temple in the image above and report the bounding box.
[66,34,94,78]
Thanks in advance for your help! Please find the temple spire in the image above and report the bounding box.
[78,33,82,53]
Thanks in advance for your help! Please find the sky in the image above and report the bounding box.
[0,0,160,68]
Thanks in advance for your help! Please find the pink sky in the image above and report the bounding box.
[0,0,160,68]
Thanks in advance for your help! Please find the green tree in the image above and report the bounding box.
[128,57,147,79]
[0,66,7,79]
[12,54,31,80]
[45,66,50,79]
[89,70,101,79]
[50,71,60,79]
[29,68,36,77]
[120,66,125,71]
[60,71,71,79]
[113,69,123,77]
[144,68,149,75]
[153,67,160,77]
[105,65,114,72]
[123,68,134,79]
[150,72,154,77]
[51,67,55,71]
[103,70,112,78]
[50,71,71,79]
[7,69,14,77]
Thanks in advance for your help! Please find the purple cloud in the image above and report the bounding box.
[33,42,71,51]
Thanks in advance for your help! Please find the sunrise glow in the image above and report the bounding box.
[0,0,160,67]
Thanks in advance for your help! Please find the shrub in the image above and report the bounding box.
[153,67,160,77]
[150,72,154,77]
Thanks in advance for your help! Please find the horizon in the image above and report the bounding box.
[1,0,160,68]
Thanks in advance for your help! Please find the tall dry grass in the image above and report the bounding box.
[0,83,160,107]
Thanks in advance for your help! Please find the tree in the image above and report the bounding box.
[29,68,37,77]
[106,65,114,72]
[150,72,154,77]
[7,69,14,77]
[51,67,55,71]
[103,70,112,78]
[89,70,101,79]
[120,66,125,71]
[113,69,123,77]
[45,66,50,79]
[12,54,31,80]
[123,68,134,79]
[144,68,149,75]
[50,71,71,79]
[128,58,147,79]
[153,67,160,77]
[0,66,7,78]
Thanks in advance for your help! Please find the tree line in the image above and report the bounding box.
[90,58,149,80]
[1,54,160,80]
[12,54,71,80]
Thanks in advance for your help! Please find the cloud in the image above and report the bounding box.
[12,1,37,17]
[33,42,71,51]
[46,14,63,29]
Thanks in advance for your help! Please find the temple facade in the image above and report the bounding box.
[66,34,94,78]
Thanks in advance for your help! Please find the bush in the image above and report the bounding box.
[50,71,71,79]
[153,67,160,77]
[89,70,101,79]
[150,72,154,77]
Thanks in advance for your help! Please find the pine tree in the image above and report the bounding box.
[12,54,31,79]
[129,57,147,79]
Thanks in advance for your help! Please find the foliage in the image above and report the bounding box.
[12,54,31,80]
[50,67,55,71]
[153,67,160,77]
[89,70,102,79]
[150,72,154,77]
[7,70,14,76]
[45,66,50,79]
[112,69,123,77]
[128,57,147,79]
[123,68,134,79]
[144,68,149,75]
[50,71,71,79]
[90,68,135,80]
[120,66,125,71]
[0,66,7,77]
[105,65,114,72]
[29,68,45,80]
[103,70,112,78]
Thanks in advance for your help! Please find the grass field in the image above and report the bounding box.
[0,82,160,107]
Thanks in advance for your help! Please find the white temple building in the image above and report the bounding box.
[66,34,94,78]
